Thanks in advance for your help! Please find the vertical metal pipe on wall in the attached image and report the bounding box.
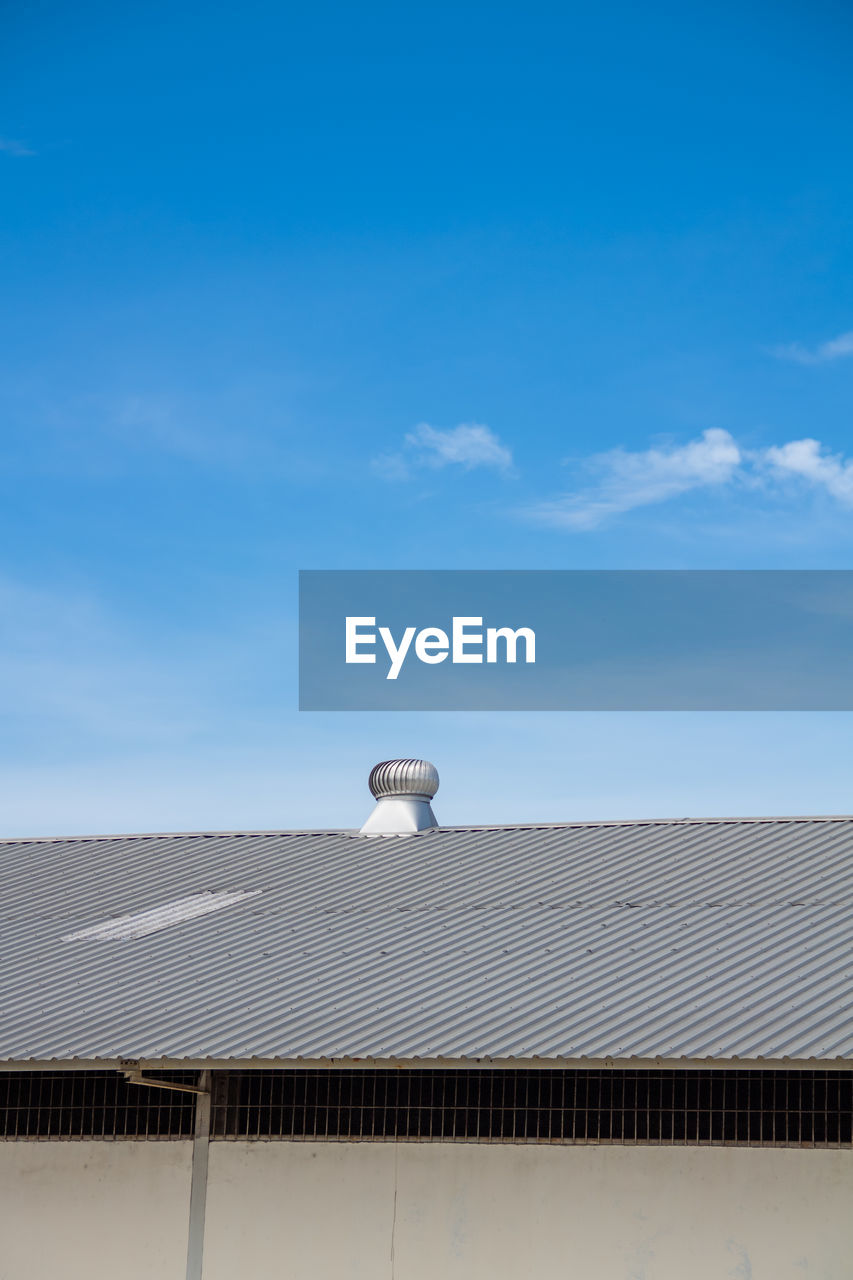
[185,1070,211,1280]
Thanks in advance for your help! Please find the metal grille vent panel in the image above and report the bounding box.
[210,1069,853,1147]
[0,1071,196,1140]
[2,1069,851,1146]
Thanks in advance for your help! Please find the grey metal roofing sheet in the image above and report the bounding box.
[1,816,852,1065]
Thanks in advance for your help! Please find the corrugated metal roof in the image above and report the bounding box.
[1,816,852,1066]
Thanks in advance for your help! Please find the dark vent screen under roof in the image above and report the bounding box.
[3,1069,850,1147]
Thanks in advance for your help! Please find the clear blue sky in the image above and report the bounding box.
[2,0,853,835]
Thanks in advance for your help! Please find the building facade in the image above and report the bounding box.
[1,760,851,1278]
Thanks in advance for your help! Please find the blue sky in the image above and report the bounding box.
[2,0,853,835]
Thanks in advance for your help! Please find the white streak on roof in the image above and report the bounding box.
[62,889,263,941]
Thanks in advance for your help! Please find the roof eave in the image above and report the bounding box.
[2,1054,852,1072]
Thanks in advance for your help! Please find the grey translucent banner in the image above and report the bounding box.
[298,570,853,710]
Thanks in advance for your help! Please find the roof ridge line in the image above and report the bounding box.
[2,813,853,846]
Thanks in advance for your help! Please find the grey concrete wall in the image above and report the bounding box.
[203,1142,853,1280]
[0,1142,192,1280]
[1,1140,851,1279]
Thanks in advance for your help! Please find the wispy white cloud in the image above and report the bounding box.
[370,451,413,482]
[113,395,239,464]
[373,422,513,481]
[764,438,853,504]
[770,330,853,365]
[524,430,853,531]
[4,389,309,478]
[525,428,742,530]
[0,137,35,157]
[407,423,513,471]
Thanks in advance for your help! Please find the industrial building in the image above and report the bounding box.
[1,758,851,1278]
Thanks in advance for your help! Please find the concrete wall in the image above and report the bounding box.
[1,1140,851,1280]
[203,1142,853,1280]
[0,1142,192,1280]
